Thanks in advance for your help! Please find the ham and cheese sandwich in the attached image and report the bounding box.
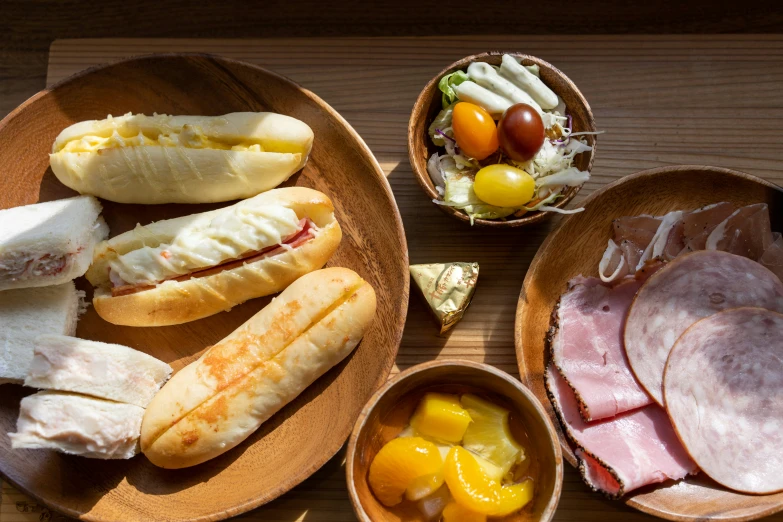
[85,187,341,326]
[50,112,314,204]
[141,267,376,469]
[0,196,107,291]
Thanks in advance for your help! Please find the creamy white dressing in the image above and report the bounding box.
[109,203,301,286]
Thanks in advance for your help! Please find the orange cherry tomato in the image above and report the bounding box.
[451,102,499,160]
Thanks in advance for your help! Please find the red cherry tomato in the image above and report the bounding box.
[451,102,499,160]
[497,103,545,162]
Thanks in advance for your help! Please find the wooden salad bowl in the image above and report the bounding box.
[515,165,783,521]
[0,53,408,522]
[346,360,564,522]
[408,52,597,228]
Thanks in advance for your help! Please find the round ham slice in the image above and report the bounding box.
[625,250,783,405]
[664,308,783,494]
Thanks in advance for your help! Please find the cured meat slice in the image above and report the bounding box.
[664,308,783,494]
[705,203,773,260]
[546,365,697,498]
[624,250,783,405]
[759,232,783,282]
[679,202,734,254]
[549,276,653,421]
[636,211,683,269]
[612,215,661,251]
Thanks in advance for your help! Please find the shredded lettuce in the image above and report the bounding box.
[441,172,515,224]
[438,71,469,108]
[428,104,456,146]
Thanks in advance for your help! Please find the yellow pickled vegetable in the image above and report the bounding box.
[442,501,487,522]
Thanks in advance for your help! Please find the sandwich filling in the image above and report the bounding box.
[110,217,317,297]
[58,126,265,153]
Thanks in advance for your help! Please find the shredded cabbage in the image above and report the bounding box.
[438,71,469,108]
[428,104,456,146]
[536,167,591,188]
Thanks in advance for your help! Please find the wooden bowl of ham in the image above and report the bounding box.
[515,165,783,521]
[346,360,564,522]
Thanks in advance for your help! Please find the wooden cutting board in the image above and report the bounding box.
[3,35,783,522]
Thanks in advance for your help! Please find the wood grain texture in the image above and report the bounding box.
[408,52,596,227]
[0,36,782,521]
[0,54,407,522]
[516,166,783,521]
[346,360,563,522]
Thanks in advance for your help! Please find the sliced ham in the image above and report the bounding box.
[759,232,783,282]
[549,275,653,422]
[636,211,683,270]
[705,203,773,260]
[546,365,697,498]
[679,202,734,254]
[624,250,783,405]
[664,308,783,494]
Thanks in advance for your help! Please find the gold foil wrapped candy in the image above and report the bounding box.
[409,262,479,333]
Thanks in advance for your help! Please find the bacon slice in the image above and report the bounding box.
[546,364,697,498]
[111,219,315,297]
[664,308,783,494]
[549,275,653,422]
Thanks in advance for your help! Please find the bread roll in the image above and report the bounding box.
[50,112,314,204]
[140,267,376,469]
[86,187,341,326]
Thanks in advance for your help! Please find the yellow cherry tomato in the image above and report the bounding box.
[451,102,499,160]
[473,164,535,208]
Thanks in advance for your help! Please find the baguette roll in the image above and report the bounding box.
[140,267,377,469]
[50,112,314,204]
[86,187,341,327]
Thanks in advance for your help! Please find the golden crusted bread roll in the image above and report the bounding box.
[50,112,314,204]
[86,187,341,326]
[140,267,377,469]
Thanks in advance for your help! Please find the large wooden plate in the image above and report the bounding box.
[0,54,408,522]
[515,166,783,521]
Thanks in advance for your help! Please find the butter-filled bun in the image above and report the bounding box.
[50,112,314,204]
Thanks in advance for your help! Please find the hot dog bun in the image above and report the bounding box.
[86,187,341,327]
[140,267,376,469]
[50,112,314,204]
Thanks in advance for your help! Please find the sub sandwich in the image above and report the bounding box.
[86,187,341,326]
[141,267,377,469]
[50,112,314,204]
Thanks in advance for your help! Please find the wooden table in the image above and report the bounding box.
[2,35,783,521]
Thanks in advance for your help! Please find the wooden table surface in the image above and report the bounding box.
[2,35,783,522]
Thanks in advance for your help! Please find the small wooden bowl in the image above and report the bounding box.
[515,165,783,521]
[346,360,564,522]
[408,52,597,228]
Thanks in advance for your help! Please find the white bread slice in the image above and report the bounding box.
[86,187,342,327]
[25,335,172,408]
[9,391,143,459]
[0,196,108,290]
[50,112,314,204]
[0,283,80,385]
[141,267,377,469]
